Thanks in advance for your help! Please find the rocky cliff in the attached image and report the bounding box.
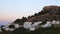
[26,5,60,22]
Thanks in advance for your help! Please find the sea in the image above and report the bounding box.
[0,21,10,27]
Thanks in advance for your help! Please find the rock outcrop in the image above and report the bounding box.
[26,5,60,22]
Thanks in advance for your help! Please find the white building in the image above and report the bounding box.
[23,22,32,29]
[51,20,60,25]
[14,24,20,28]
[32,22,42,27]
[41,21,51,28]
[23,22,42,31]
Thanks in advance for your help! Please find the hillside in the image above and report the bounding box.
[26,5,60,22]
[13,5,60,25]
[1,5,60,34]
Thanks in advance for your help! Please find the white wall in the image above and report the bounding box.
[14,24,20,28]
[23,22,42,31]
[51,20,60,25]
[41,21,51,28]
[23,22,32,29]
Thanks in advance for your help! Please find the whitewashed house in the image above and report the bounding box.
[23,22,42,31]
[23,22,32,29]
[14,24,20,28]
[32,22,42,27]
[41,21,51,28]
[50,20,60,27]
[51,20,60,25]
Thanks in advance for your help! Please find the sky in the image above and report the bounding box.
[0,0,60,25]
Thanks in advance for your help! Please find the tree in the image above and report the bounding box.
[14,19,21,23]
[34,13,38,16]
[13,18,23,25]
[28,16,31,18]
[9,24,15,28]
[21,17,27,22]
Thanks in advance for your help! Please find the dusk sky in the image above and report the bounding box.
[0,0,60,25]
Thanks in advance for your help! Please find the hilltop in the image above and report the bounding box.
[26,5,60,22]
